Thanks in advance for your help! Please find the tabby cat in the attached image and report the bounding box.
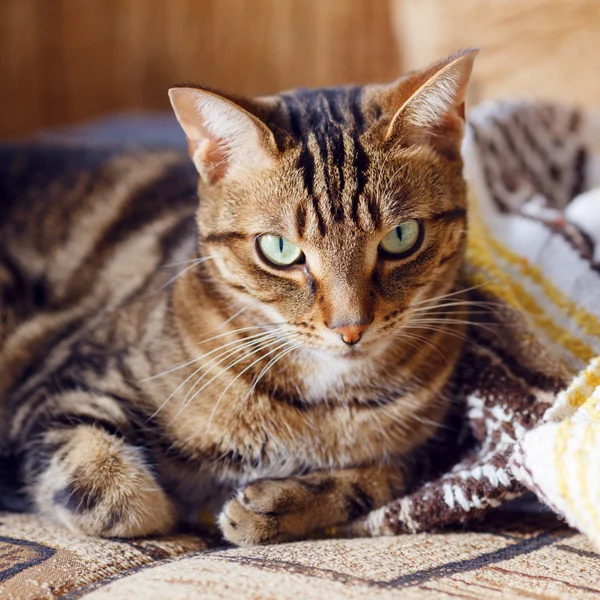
[0,49,477,546]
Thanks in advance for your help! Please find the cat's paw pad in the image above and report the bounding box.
[238,478,304,514]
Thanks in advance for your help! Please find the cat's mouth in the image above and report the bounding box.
[330,345,368,359]
[305,343,368,361]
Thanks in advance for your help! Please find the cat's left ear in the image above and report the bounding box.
[169,87,278,183]
[383,48,479,147]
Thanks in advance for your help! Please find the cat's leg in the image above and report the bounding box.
[22,391,177,537]
[219,466,404,546]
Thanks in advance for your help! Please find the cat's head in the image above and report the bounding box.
[169,50,477,359]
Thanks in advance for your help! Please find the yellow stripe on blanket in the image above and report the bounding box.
[560,357,600,410]
[485,234,600,341]
[466,191,599,366]
[581,422,600,540]
[555,411,600,543]
[555,420,573,531]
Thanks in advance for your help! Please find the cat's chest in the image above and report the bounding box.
[174,393,416,478]
[158,348,436,493]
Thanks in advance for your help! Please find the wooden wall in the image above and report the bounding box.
[4,1,598,139]
[0,0,401,138]
[393,0,600,109]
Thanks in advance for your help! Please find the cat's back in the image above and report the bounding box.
[0,143,198,395]
[0,143,198,285]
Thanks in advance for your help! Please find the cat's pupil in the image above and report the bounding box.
[279,237,284,253]
[396,227,403,240]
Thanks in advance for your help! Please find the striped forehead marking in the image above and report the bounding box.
[281,87,380,237]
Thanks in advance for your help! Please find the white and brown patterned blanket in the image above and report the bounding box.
[352,100,600,549]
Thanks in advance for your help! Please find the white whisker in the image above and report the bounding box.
[392,330,448,363]
[147,331,283,420]
[195,322,288,347]
[410,299,503,312]
[177,333,284,411]
[205,340,302,429]
[410,309,488,317]
[152,255,217,294]
[244,341,304,405]
[141,328,281,383]
[160,257,213,268]
[232,341,304,425]
[409,282,493,309]
[409,317,498,336]
[403,324,471,344]
[175,335,298,421]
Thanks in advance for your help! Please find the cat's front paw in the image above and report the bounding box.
[219,493,278,546]
[218,476,334,546]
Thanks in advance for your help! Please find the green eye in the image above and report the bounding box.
[379,220,422,257]
[258,235,303,266]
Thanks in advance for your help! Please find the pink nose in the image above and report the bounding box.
[331,324,369,345]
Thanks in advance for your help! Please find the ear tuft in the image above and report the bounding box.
[385,48,479,142]
[169,87,277,183]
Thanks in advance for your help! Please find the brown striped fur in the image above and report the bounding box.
[0,50,477,545]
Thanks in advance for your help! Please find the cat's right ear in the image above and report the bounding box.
[169,87,277,183]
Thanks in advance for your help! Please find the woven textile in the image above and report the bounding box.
[3,509,600,599]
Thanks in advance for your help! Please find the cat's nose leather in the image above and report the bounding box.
[331,324,369,345]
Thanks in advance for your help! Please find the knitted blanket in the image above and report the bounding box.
[352,100,600,548]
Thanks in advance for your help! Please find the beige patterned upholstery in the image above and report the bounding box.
[2,508,600,599]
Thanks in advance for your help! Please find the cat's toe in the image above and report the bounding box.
[238,479,301,514]
[219,495,278,546]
